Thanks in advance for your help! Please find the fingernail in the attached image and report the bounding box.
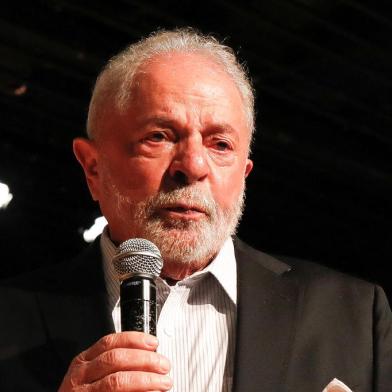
[144,335,158,347]
[161,375,172,388]
[159,356,171,372]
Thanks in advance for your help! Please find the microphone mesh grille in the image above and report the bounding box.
[113,238,163,280]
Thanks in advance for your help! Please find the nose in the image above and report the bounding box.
[168,137,210,185]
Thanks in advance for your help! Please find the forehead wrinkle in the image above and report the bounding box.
[117,53,251,146]
[134,53,243,103]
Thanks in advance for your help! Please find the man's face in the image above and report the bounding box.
[75,53,253,279]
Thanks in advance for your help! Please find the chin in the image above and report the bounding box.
[142,221,224,268]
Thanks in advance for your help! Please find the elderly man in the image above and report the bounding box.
[1,29,391,392]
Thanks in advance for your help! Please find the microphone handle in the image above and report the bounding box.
[120,276,157,335]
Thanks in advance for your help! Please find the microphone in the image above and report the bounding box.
[113,238,163,335]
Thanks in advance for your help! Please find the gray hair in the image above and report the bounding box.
[87,28,255,140]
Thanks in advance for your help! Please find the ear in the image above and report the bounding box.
[73,138,100,201]
[244,158,253,178]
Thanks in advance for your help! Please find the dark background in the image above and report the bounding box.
[0,1,391,301]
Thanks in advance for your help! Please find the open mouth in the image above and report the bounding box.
[161,203,207,218]
[166,205,203,213]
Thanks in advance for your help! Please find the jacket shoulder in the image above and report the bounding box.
[235,237,385,303]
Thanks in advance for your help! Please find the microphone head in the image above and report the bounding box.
[113,238,163,281]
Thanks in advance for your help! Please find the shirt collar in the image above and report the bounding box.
[100,228,237,307]
[209,237,237,304]
[175,237,237,304]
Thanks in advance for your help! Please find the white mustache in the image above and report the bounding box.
[144,187,217,218]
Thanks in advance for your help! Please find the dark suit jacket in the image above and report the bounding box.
[1,238,391,391]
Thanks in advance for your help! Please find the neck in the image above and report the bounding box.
[160,256,214,281]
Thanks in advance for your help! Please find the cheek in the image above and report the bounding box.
[103,156,170,197]
[210,167,246,208]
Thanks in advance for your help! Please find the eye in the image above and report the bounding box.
[214,140,232,151]
[145,131,167,143]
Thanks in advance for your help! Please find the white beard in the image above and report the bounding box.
[109,183,246,268]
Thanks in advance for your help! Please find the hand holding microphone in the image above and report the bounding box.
[58,239,173,391]
[58,331,171,391]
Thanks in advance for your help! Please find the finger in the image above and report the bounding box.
[83,348,171,384]
[89,371,172,392]
[79,332,158,362]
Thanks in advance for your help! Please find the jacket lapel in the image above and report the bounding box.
[233,239,299,392]
[37,240,114,366]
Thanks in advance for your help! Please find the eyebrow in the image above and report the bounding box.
[141,115,240,136]
[141,115,179,128]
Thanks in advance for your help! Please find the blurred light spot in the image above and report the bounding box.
[0,182,13,209]
[14,84,27,96]
[83,216,107,242]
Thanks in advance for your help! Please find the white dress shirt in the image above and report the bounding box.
[100,228,237,392]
